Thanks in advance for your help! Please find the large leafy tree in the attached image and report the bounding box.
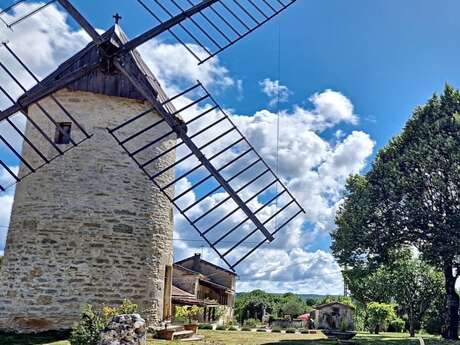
[386,254,444,337]
[343,253,443,337]
[332,85,460,339]
[235,290,277,322]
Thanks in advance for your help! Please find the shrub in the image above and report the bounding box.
[389,318,405,333]
[243,318,259,328]
[367,302,397,334]
[70,300,139,345]
[69,305,106,345]
[216,325,227,330]
[228,326,238,331]
[102,299,138,319]
[300,328,309,334]
[241,326,252,331]
[285,328,296,333]
[257,328,267,332]
[175,305,204,324]
[271,327,282,333]
[198,324,213,330]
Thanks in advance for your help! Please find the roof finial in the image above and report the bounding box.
[113,13,122,24]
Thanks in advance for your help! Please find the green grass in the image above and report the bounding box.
[1,331,459,345]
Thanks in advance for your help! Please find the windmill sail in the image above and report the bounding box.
[0,42,91,191]
[124,0,297,64]
[109,82,304,269]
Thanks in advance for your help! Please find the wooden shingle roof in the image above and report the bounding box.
[19,25,173,112]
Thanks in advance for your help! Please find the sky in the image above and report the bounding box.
[1,0,460,295]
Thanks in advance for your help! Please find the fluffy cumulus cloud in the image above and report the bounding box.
[0,3,375,294]
[237,249,343,294]
[259,78,292,107]
[0,2,89,101]
[158,72,374,292]
[139,39,236,94]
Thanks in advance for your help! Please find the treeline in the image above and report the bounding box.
[235,290,352,323]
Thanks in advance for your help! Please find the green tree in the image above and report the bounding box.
[235,290,278,322]
[388,254,444,337]
[343,267,392,305]
[367,302,397,334]
[343,253,444,337]
[317,295,354,307]
[280,299,305,318]
[332,85,460,339]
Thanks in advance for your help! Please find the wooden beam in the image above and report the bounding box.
[119,0,219,53]
[113,56,274,242]
[57,0,100,41]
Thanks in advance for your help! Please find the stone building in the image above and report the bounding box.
[313,301,354,330]
[172,254,236,324]
[0,25,176,332]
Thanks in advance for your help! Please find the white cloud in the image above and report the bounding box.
[170,88,374,293]
[236,249,343,294]
[139,39,236,93]
[308,89,358,128]
[0,2,89,100]
[0,168,16,251]
[259,78,292,107]
[0,193,13,250]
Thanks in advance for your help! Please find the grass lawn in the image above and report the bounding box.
[1,331,459,345]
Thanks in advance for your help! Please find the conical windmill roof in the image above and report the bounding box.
[18,24,173,111]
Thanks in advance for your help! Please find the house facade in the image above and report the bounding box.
[172,254,236,324]
[313,301,354,330]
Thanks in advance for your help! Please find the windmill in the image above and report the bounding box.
[0,0,305,331]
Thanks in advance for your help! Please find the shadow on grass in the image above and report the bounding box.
[262,335,417,345]
[262,340,334,345]
[0,330,70,345]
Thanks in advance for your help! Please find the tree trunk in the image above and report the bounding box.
[409,321,415,337]
[408,307,415,337]
[374,324,380,334]
[443,265,459,340]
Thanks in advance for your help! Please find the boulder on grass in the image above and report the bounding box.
[98,314,146,345]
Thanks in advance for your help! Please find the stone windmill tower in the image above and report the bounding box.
[0,0,304,333]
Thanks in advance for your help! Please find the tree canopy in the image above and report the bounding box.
[343,251,443,336]
[332,85,460,339]
[235,290,313,322]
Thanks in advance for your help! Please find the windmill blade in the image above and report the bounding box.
[108,82,304,269]
[124,0,297,64]
[1,0,297,65]
[0,42,91,192]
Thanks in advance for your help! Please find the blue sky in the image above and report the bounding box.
[1,0,460,293]
[71,0,460,137]
[76,0,460,144]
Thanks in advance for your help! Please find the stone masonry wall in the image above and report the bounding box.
[172,267,199,295]
[0,89,175,333]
